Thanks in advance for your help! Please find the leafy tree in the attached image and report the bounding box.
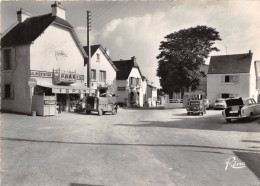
[156,25,221,98]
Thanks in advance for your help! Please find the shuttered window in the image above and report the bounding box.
[4,84,14,99]
[3,49,12,70]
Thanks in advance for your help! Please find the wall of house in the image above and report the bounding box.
[207,73,251,107]
[142,79,147,104]
[127,67,143,107]
[86,48,117,96]
[116,80,128,104]
[250,60,257,101]
[30,24,85,86]
[1,45,31,114]
[116,67,144,107]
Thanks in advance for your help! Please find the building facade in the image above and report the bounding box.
[113,56,144,107]
[83,45,117,97]
[207,51,258,107]
[1,2,91,115]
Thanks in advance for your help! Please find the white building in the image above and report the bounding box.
[1,2,91,115]
[207,51,258,107]
[113,56,144,107]
[83,45,117,97]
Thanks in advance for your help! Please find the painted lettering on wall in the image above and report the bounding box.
[31,70,53,78]
[30,70,84,80]
[118,87,126,91]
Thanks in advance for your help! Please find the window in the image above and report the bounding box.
[99,71,106,83]
[223,75,238,83]
[225,76,230,83]
[222,93,230,99]
[96,53,100,62]
[129,77,136,86]
[136,78,140,86]
[3,49,12,70]
[4,84,13,99]
[91,70,96,80]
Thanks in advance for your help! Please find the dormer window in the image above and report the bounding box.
[96,53,100,63]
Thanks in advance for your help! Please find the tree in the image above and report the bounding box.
[156,25,221,98]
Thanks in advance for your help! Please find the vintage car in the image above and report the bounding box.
[187,100,206,115]
[85,96,117,116]
[214,98,227,110]
[222,97,260,123]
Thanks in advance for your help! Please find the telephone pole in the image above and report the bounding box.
[87,10,91,88]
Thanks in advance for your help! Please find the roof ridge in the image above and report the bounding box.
[211,53,252,57]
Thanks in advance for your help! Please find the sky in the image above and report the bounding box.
[1,0,260,88]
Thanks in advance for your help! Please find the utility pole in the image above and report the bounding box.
[87,10,91,88]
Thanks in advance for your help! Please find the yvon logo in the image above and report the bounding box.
[225,157,246,171]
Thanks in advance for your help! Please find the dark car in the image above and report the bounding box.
[85,96,117,116]
[187,100,206,115]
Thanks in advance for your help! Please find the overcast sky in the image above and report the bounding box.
[1,0,260,87]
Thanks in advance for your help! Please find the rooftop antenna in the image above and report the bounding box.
[224,46,228,54]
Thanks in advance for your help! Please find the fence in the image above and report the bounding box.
[165,98,184,109]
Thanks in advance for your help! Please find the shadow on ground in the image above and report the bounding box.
[70,184,107,186]
[234,151,260,180]
[115,116,260,132]
[1,137,260,153]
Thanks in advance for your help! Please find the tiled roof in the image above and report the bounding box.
[1,13,87,58]
[83,45,100,57]
[83,45,118,71]
[113,58,143,80]
[208,53,252,74]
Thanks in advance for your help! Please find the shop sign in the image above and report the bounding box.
[44,100,56,105]
[53,69,84,84]
[118,87,126,91]
[31,70,53,78]
[52,88,88,94]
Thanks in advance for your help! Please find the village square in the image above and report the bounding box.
[1,1,260,185]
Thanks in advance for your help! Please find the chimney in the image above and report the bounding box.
[249,50,252,55]
[104,48,109,56]
[131,56,136,63]
[17,8,31,22]
[51,1,66,20]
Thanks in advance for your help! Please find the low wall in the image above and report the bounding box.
[164,99,184,109]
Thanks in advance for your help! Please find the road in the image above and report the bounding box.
[1,108,260,186]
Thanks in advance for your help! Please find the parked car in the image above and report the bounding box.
[85,96,117,116]
[214,98,227,109]
[187,100,206,115]
[222,97,260,123]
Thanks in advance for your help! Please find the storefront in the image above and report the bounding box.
[30,68,95,116]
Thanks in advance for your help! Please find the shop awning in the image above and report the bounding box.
[37,84,96,94]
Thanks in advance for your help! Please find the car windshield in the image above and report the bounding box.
[190,102,200,105]
[216,100,225,103]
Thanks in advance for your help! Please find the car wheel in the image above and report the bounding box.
[98,109,103,116]
[201,112,204,116]
[226,119,231,123]
[86,111,91,115]
[249,112,254,121]
[112,109,117,115]
[187,112,190,115]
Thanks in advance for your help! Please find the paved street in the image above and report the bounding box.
[1,108,260,186]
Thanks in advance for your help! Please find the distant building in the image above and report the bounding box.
[1,2,90,115]
[207,50,257,107]
[113,56,144,107]
[83,45,117,97]
[147,84,157,107]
